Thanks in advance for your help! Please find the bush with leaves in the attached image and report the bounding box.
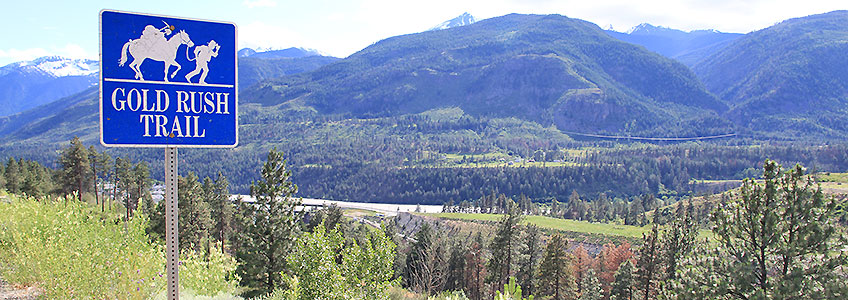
[283,222,398,300]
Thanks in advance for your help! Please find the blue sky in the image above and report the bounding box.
[0,0,845,66]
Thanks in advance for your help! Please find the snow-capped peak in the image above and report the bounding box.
[626,23,659,34]
[4,56,98,77]
[429,12,476,31]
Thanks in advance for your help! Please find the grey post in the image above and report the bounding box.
[165,147,179,299]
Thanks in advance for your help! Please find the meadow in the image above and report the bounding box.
[424,213,648,238]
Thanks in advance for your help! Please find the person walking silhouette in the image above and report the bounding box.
[185,40,220,84]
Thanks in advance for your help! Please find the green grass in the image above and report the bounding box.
[816,172,848,183]
[0,194,240,299]
[425,213,648,238]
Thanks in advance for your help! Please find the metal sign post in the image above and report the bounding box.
[100,10,237,300]
[165,147,179,299]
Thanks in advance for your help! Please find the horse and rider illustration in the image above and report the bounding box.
[118,21,221,84]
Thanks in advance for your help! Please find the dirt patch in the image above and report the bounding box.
[0,278,41,300]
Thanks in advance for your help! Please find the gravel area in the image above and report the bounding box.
[0,278,40,300]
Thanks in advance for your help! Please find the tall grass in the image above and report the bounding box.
[0,193,241,299]
[0,194,164,299]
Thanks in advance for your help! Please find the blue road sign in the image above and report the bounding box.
[100,10,237,147]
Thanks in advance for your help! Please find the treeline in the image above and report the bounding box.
[395,160,848,299]
[442,190,712,227]
[294,142,848,205]
[0,137,152,215]
[3,139,846,299]
[3,112,848,204]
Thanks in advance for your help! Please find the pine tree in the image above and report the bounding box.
[597,242,633,294]
[538,234,575,300]
[179,172,211,252]
[131,162,152,217]
[233,149,302,296]
[464,233,487,300]
[488,199,523,289]
[674,160,848,299]
[114,157,132,217]
[209,172,232,254]
[4,158,20,194]
[517,225,542,298]
[635,226,661,300]
[88,146,111,212]
[446,240,467,292]
[579,269,602,300]
[660,206,696,282]
[0,160,5,191]
[610,260,635,300]
[404,222,446,295]
[58,137,91,200]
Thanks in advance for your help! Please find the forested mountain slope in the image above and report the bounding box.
[693,10,848,138]
[245,13,730,137]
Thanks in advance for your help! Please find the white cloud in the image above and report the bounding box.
[244,0,277,9]
[0,48,51,63]
[239,21,308,51]
[55,44,94,60]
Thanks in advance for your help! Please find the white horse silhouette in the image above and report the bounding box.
[119,30,195,82]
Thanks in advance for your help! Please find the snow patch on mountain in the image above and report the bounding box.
[2,56,98,77]
[429,13,476,31]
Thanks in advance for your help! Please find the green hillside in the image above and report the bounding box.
[693,10,848,139]
[245,14,728,137]
[2,13,848,203]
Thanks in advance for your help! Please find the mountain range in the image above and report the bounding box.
[0,56,98,117]
[2,11,848,147]
[245,13,727,137]
[605,24,742,67]
[693,10,848,138]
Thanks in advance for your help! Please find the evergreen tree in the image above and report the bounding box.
[404,223,446,295]
[610,260,635,300]
[131,162,152,217]
[114,157,132,217]
[58,137,91,200]
[88,146,111,212]
[233,148,302,296]
[21,159,51,198]
[579,269,602,300]
[179,172,212,252]
[660,206,696,282]
[464,233,487,300]
[567,190,586,220]
[674,160,848,299]
[538,234,575,300]
[635,226,661,300]
[4,158,20,194]
[597,242,633,295]
[517,225,541,298]
[0,160,6,192]
[488,198,523,289]
[446,240,467,292]
[209,172,233,253]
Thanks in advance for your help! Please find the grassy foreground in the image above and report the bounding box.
[424,213,648,238]
[0,193,239,299]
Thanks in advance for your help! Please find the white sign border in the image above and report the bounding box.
[99,9,239,148]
